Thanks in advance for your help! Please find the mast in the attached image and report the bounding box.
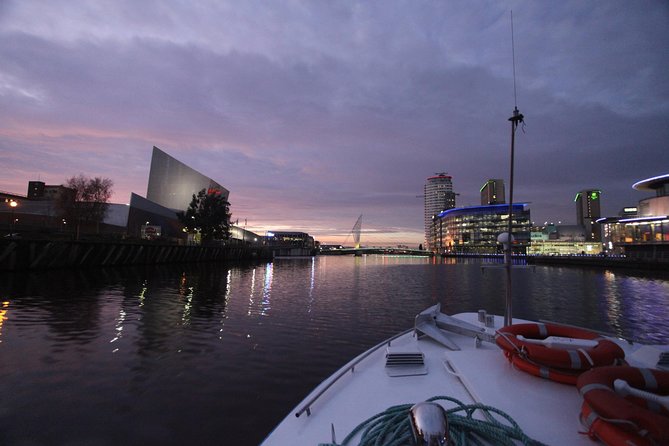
[504,11,524,327]
[505,107,523,327]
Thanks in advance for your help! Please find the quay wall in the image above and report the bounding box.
[439,253,668,270]
[0,239,273,271]
[527,254,668,271]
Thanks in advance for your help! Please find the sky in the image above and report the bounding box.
[1,1,668,246]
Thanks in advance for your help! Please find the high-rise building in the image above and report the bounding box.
[424,173,456,249]
[575,189,602,241]
[480,179,505,205]
[146,146,229,212]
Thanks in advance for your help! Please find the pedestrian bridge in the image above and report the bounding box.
[320,247,432,256]
[321,215,431,256]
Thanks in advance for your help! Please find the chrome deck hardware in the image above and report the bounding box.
[409,402,449,446]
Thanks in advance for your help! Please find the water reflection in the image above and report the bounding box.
[602,270,624,335]
[308,256,316,312]
[247,267,257,316]
[262,262,273,316]
[218,269,232,340]
[110,308,126,352]
[0,300,8,343]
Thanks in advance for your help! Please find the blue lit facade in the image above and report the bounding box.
[432,203,531,254]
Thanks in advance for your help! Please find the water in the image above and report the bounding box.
[1,256,668,445]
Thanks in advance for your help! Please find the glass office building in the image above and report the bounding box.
[432,203,531,254]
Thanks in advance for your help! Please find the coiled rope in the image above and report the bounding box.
[318,395,546,446]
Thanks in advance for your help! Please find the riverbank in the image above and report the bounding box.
[0,239,272,271]
[441,252,668,271]
[528,254,668,271]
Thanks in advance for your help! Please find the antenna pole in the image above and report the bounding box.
[511,11,518,107]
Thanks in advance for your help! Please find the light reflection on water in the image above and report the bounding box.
[0,256,667,445]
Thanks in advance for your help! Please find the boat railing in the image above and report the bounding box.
[295,327,415,418]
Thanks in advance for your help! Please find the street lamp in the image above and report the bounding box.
[8,200,18,237]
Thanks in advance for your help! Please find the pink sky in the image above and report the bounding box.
[1,1,668,245]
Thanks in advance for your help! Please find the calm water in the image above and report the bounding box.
[1,256,668,445]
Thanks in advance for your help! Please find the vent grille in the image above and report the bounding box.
[385,347,427,377]
[386,352,425,366]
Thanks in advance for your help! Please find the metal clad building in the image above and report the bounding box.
[146,146,229,212]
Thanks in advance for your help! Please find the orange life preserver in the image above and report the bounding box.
[496,323,625,370]
[508,353,582,385]
[577,366,669,445]
[579,401,653,446]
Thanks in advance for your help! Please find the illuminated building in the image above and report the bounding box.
[424,173,456,250]
[598,174,669,261]
[480,179,505,205]
[635,174,669,217]
[264,231,317,256]
[432,203,531,255]
[528,224,602,255]
[575,189,602,241]
[146,146,229,212]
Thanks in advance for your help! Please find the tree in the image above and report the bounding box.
[57,174,114,238]
[177,189,231,243]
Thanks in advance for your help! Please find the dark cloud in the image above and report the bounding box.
[1,1,667,244]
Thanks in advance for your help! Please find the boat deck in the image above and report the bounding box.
[262,312,661,445]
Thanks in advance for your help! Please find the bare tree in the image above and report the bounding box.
[58,174,114,239]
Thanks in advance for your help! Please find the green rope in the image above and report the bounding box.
[318,396,547,446]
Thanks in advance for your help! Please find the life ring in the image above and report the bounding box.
[495,323,625,371]
[579,401,653,446]
[577,366,669,445]
[508,353,581,385]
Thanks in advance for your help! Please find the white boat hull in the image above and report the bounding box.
[262,309,666,445]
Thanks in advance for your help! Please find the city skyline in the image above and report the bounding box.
[1,1,668,245]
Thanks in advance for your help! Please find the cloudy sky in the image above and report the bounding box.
[1,1,668,245]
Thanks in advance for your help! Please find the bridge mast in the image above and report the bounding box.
[352,215,362,249]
